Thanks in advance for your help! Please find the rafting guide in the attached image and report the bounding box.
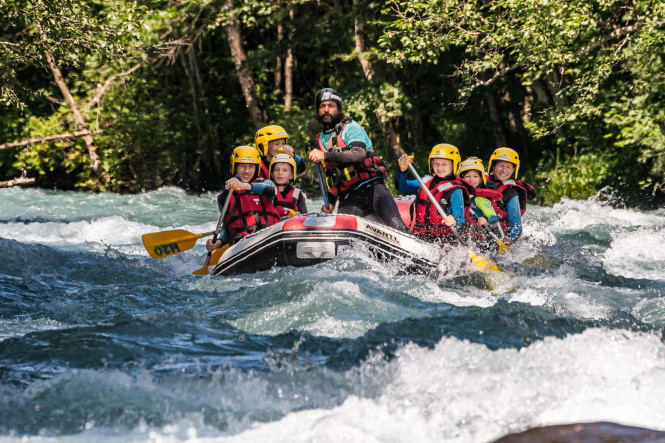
[307,88,408,232]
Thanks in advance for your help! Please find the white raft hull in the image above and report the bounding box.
[211,213,442,276]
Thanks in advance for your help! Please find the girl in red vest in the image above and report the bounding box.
[396,144,475,244]
[206,146,280,251]
[458,157,504,249]
[269,153,308,216]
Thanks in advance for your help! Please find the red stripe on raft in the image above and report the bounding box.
[395,198,414,230]
[281,215,359,230]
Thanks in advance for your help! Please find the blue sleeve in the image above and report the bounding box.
[250,180,277,197]
[217,228,230,246]
[294,154,306,174]
[341,121,373,151]
[506,195,522,240]
[447,188,466,226]
[395,170,421,194]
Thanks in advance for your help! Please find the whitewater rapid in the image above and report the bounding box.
[1,186,664,442]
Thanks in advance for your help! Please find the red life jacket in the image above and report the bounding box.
[465,186,503,228]
[460,186,503,243]
[413,176,474,237]
[258,158,270,179]
[489,177,536,231]
[273,185,301,217]
[224,179,280,239]
[316,119,389,198]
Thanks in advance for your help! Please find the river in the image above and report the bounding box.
[1,186,665,442]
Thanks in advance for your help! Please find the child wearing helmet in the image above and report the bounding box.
[486,147,537,245]
[269,153,308,216]
[255,125,306,179]
[458,157,504,248]
[206,146,280,251]
[396,144,475,243]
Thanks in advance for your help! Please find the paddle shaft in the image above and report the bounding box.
[484,224,510,254]
[406,164,468,247]
[315,162,330,210]
[308,142,330,210]
[201,189,234,270]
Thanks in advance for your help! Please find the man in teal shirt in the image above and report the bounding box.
[308,88,407,232]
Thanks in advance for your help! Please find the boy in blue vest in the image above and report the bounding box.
[206,146,280,251]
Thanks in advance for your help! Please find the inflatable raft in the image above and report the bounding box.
[211,210,439,276]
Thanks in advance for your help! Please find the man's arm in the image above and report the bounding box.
[250,180,277,198]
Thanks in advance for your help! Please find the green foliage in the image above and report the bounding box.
[1,0,664,206]
[534,151,614,205]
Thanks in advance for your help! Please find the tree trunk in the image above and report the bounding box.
[43,43,111,185]
[485,93,509,148]
[0,170,36,188]
[186,43,222,174]
[284,9,295,110]
[224,3,267,126]
[352,0,402,158]
[353,0,374,81]
[275,23,283,92]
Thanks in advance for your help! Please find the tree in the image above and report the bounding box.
[0,0,147,189]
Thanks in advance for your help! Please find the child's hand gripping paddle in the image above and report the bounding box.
[474,196,510,254]
[407,163,500,273]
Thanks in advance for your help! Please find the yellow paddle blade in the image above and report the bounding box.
[467,250,501,273]
[192,244,229,275]
[496,239,510,254]
[142,229,202,259]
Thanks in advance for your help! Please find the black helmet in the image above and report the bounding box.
[315,88,342,112]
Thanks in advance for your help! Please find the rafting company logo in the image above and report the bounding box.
[153,242,180,257]
[364,223,400,244]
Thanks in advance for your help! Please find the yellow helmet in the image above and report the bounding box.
[269,153,297,182]
[459,157,486,185]
[255,125,288,157]
[488,147,520,179]
[230,146,260,175]
[428,144,461,175]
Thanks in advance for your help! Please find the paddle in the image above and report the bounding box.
[142,229,215,259]
[474,196,510,254]
[192,189,234,275]
[308,142,330,210]
[406,163,500,273]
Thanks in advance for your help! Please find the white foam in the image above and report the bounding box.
[533,198,665,233]
[602,227,665,281]
[206,328,665,443]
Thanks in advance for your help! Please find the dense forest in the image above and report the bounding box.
[1,0,664,207]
